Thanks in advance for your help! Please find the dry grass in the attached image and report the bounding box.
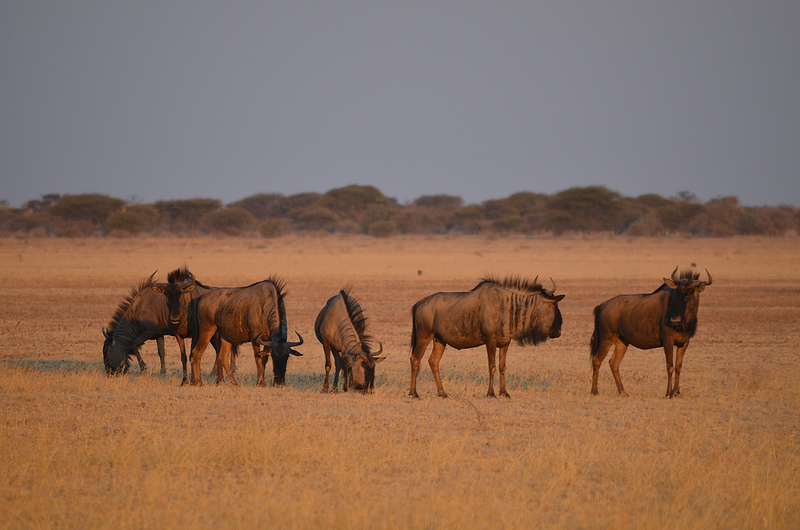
[1,234,799,528]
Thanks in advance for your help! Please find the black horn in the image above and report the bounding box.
[671,266,679,281]
[550,277,557,294]
[704,268,713,286]
[286,332,304,348]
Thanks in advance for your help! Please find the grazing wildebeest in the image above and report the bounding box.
[409,276,565,398]
[315,287,385,393]
[590,267,712,398]
[187,276,303,386]
[103,268,229,383]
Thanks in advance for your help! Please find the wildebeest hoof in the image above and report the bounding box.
[160,369,167,375]
[499,391,510,398]
[438,391,449,398]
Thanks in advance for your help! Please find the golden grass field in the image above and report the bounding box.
[1,234,799,528]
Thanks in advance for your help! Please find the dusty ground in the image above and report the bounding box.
[1,235,798,528]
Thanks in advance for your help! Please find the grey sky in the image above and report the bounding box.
[2,1,798,208]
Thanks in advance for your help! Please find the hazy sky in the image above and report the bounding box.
[2,2,798,207]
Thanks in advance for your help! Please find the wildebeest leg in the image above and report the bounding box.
[672,343,689,397]
[498,344,511,398]
[591,338,614,395]
[252,343,268,387]
[175,335,188,385]
[134,349,147,373]
[409,334,432,399]
[663,340,675,398]
[332,348,342,393]
[321,344,332,393]
[189,326,216,386]
[156,336,167,374]
[429,340,448,398]
[609,339,629,397]
[216,340,237,385]
[485,342,498,397]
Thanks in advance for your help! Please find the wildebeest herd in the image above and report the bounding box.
[102,267,712,398]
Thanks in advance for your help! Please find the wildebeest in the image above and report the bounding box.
[186,276,303,386]
[409,276,565,398]
[590,267,712,398]
[103,268,216,381]
[315,287,385,393]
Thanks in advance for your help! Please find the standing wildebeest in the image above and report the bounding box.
[186,276,303,386]
[315,287,385,393]
[103,268,213,380]
[590,267,712,398]
[409,276,565,398]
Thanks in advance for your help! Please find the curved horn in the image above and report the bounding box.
[254,330,271,345]
[704,268,713,286]
[533,275,539,286]
[345,341,362,357]
[671,266,679,281]
[550,277,557,294]
[102,327,112,340]
[372,342,383,356]
[286,331,304,348]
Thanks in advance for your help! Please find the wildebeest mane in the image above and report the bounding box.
[166,266,213,290]
[479,275,556,347]
[340,285,374,353]
[475,275,545,294]
[264,275,289,339]
[105,271,158,337]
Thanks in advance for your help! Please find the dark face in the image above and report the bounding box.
[151,282,195,328]
[546,293,566,339]
[102,327,130,375]
[667,282,703,331]
[549,305,563,339]
[264,341,303,386]
[347,353,375,392]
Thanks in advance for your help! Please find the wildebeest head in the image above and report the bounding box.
[662,267,713,336]
[256,331,304,386]
[343,341,385,392]
[151,275,197,328]
[520,277,565,344]
[102,327,129,375]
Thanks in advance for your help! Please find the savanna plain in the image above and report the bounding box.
[1,235,799,529]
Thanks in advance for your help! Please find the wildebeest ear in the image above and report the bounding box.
[151,284,166,293]
[289,348,303,357]
[663,278,678,289]
[695,283,706,293]
[181,283,197,293]
[544,294,565,303]
[373,356,386,363]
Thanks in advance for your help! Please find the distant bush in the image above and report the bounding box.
[51,194,125,227]
[368,220,397,238]
[295,208,339,232]
[155,199,222,233]
[106,205,158,236]
[258,219,285,238]
[200,207,256,236]
[6,185,798,238]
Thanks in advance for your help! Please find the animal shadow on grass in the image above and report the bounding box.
[1,359,104,374]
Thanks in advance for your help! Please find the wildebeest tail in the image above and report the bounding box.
[410,300,421,352]
[589,305,601,360]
